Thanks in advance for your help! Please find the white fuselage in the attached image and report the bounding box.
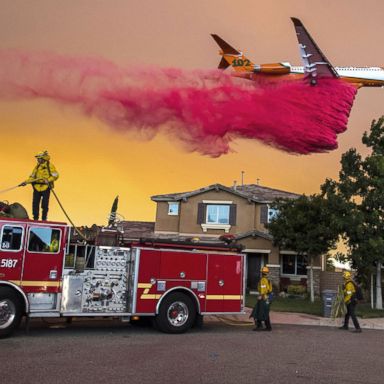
[290,64,384,85]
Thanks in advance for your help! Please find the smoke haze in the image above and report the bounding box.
[0,50,357,156]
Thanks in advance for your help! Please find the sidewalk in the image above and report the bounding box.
[206,307,384,330]
[269,310,384,330]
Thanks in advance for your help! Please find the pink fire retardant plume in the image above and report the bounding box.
[0,50,357,156]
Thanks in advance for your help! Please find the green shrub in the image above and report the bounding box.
[287,284,307,295]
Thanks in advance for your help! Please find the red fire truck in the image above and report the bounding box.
[0,217,245,337]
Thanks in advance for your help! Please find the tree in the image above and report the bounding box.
[321,117,384,309]
[268,195,340,302]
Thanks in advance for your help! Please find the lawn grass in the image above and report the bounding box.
[245,294,384,318]
[246,295,323,316]
[356,303,384,318]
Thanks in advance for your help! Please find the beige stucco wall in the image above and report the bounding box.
[155,189,269,237]
[154,201,179,233]
[179,190,258,235]
[238,236,280,264]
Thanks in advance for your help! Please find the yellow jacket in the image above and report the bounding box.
[49,238,59,252]
[26,161,59,192]
[343,280,356,304]
[258,276,272,299]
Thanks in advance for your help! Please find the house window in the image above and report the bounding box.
[198,202,236,233]
[260,204,279,224]
[206,204,230,224]
[281,254,307,275]
[168,202,179,215]
[267,206,279,222]
[1,226,23,251]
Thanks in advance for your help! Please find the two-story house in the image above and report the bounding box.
[151,183,322,295]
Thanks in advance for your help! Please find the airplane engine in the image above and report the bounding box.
[254,63,291,74]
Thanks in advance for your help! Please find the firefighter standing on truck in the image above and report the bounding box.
[250,266,273,331]
[19,150,59,221]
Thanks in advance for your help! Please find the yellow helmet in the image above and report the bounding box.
[35,150,50,161]
[343,271,351,279]
[261,266,269,274]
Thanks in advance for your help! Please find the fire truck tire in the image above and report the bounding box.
[0,287,23,338]
[155,292,196,334]
[194,314,204,329]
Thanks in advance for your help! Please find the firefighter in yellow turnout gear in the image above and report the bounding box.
[19,151,59,221]
[250,266,273,331]
[339,271,362,332]
[48,232,60,252]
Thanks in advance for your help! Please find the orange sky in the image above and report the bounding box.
[1,0,383,225]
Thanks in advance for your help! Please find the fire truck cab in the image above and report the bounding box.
[0,217,245,338]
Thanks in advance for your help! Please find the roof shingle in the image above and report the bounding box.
[151,183,300,203]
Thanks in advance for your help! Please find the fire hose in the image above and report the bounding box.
[214,315,254,326]
[0,185,20,194]
[50,188,89,241]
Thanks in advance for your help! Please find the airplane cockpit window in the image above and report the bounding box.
[28,227,61,253]
[0,226,23,251]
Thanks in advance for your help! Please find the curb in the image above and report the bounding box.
[205,308,384,330]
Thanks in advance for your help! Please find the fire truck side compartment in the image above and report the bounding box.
[61,246,133,314]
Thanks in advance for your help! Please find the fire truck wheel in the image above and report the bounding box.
[0,287,23,338]
[155,292,196,334]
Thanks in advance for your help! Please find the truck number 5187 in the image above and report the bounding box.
[0,259,18,268]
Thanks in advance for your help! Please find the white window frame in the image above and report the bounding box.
[27,227,62,254]
[167,202,179,216]
[201,223,231,233]
[206,204,230,225]
[0,225,24,252]
[200,201,232,233]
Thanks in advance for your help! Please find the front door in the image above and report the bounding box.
[0,223,26,284]
[247,253,268,292]
[247,253,262,292]
[21,225,67,294]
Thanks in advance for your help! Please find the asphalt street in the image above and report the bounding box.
[1,318,383,384]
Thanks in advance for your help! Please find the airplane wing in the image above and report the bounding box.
[291,17,339,84]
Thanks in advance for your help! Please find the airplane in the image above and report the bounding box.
[211,17,384,88]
